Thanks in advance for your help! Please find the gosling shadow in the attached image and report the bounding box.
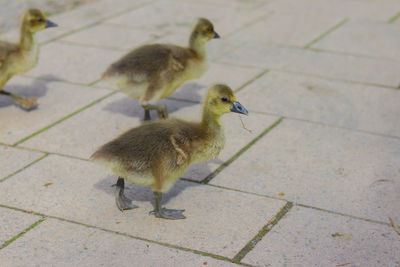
[93,174,201,206]
[102,95,198,120]
[0,74,61,109]
[169,82,204,103]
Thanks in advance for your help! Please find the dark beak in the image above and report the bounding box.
[213,31,220,39]
[45,20,58,28]
[231,101,248,115]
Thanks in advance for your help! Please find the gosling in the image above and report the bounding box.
[91,84,248,219]
[102,18,220,121]
[0,9,57,109]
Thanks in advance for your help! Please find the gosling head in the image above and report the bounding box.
[22,9,58,33]
[191,18,220,43]
[204,84,248,117]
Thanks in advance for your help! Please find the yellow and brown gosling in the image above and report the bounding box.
[102,18,220,121]
[0,9,57,109]
[91,84,248,220]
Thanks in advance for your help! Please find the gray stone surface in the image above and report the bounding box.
[0,145,43,180]
[26,42,124,85]
[211,119,400,223]
[242,206,400,267]
[219,43,400,87]
[1,0,400,265]
[227,11,344,47]
[0,218,238,267]
[61,23,159,50]
[106,0,266,37]
[0,207,41,245]
[237,71,400,137]
[313,20,400,61]
[0,76,110,144]
[0,155,286,258]
[170,62,263,102]
[265,0,400,22]
[36,0,149,44]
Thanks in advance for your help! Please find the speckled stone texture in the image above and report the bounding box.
[242,206,400,267]
[1,0,399,265]
[0,207,41,245]
[0,218,239,267]
[0,155,286,258]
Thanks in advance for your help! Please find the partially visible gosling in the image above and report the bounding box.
[102,18,220,121]
[91,84,248,220]
[0,9,57,109]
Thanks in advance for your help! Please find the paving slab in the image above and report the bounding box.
[242,206,400,267]
[20,93,192,159]
[60,23,159,50]
[227,11,344,47]
[237,71,400,137]
[219,43,400,87]
[0,155,287,258]
[0,218,238,267]
[265,0,400,22]
[211,119,400,223]
[312,20,400,61]
[26,42,124,85]
[106,0,266,37]
[0,76,110,144]
[35,0,149,44]
[170,0,270,9]
[0,145,44,180]
[0,207,41,246]
[169,62,263,102]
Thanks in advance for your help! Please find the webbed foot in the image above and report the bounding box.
[151,191,185,220]
[150,207,186,220]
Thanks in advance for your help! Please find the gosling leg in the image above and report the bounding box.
[143,109,151,121]
[114,177,138,211]
[150,191,185,220]
[0,90,37,110]
[142,104,168,120]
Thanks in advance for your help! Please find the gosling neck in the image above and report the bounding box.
[201,105,222,133]
[189,32,206,59]
[19,23,35,51]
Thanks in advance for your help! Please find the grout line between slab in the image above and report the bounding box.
[388,12,400,23]
[247,110,400,141]
[259,67,399,90]
[201,117,283,184]
[295,203,392,226]
[304,18,349,49]
[40,0,157,45]
[0,217,46,250]
[12,91,117,146]
[232,202,294,264]
[223,11,275,39]
[0,154,49,183]
[179,180,393,227]
[0,204,250,266]
[235,69,270,93]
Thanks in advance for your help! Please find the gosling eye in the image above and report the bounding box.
[221,97,229,102]
[37,18,44,22]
